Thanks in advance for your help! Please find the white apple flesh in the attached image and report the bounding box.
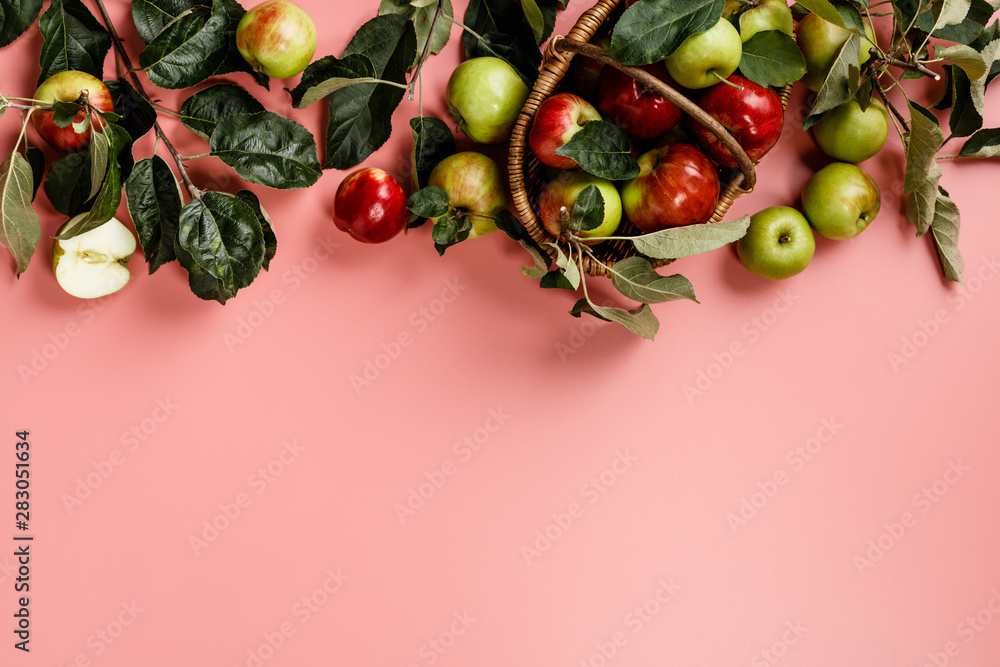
[52,217,136,299]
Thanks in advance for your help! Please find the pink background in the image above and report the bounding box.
[3,0,1000,665]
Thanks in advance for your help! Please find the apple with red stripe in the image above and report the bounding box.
[690,74,784,168]
[32,71,114,152]
[528,93,603,170]
[334,168,409,244]
[622,143,720,233]
[236,0,317,79]
[596,63,683,140]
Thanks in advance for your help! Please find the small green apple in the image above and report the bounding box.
[739,0,794,42]
[52,217,136,298]
[737,206,816,279]
[801,162,881,240]
[427,151,508,238]
[538,171,622,243]
[446,57,530,144]
[665,18,743,89]
[812,98,888,163]
[796,13,876,90]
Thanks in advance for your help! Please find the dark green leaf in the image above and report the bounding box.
[570,298,661,340]
[469,32,541,86]
[180,83,265,141]
[131,0,202,43]
[540,270,576,289]
[287,53,377,109]
[106,79,157,143]
[378,0,453,69]
[903,101,944,194]
[124,156,182,273]
[521,0,545,43]
[407,186,451,218]
[37,0,112,86]
[609,0,725,66]
[210,111,322,190]
[794,0,850,27]
[493,208,551,276]
[537,0,561,42]
[324,14,417,170]
[462,0,535,62]
[550,242,580,288]
[87,121,109,201]
[569,184,605,232]
[235,190,276,271]
[917,0,994,44]
[56,124,131,238]
[51,101,83,128]
[631,216,750,259]
[554,120,640,180]
[807,33,861,122]
[138,0,229,90]
[0,0,43,48]
[739,30,807,87]
[0,152,41,275]
[948,65,983,138]
[175,191,265,303]
[25,147,44,201]
[936,43,987,79]
[831,0,864,32]
[608,256,698,304]
[44,152,94,216]
[211,0,270,90]
[930,187,964,283]
[958,127,1000,156]
[409,116,455,190]
[431,214,471,254]
[933,64,956,110]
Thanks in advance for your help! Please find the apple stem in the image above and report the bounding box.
[711,71,743,90]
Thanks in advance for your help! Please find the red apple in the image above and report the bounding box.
[690,74,784,167]
[333,168,408,243]
[595,63,683,140]
[567,35,612,99]
[621,143,720,232]
[32,71,114,152]
[528,93,603,170]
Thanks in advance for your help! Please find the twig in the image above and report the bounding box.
[408,0,447,101]
[872,75,910,133]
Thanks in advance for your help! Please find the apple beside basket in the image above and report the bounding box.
[507,0,793,278]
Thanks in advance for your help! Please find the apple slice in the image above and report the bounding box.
[52,217,137,299]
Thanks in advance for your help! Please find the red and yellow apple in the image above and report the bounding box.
[528,93,603,169]
[538,170,622,243]
[236,0,317,79]
[32,70,114,152]
[621,143,720,232]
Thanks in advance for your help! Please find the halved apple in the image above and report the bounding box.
[52,217,136,299]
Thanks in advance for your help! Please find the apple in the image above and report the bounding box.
[595,63,683,140]
[796,13,875,91]
[52,216,136,299]
[427,152,507,238]
[801,162,881,240]
[31,71,114,152]
[333,168,408,243]
[738,0,794,42]
[236,0,317,79]
[736,206,815,279]
[538,171,622,243]
[528,93,603,169]
[568,35,612,99]
[446,57,530,145]
[690,73,784,167]
[664,18,743,89]
[812,98,888,163]
[621,143,720,232]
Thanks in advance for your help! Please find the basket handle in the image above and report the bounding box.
[550,37,757,192]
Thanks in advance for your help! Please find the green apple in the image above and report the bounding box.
[812,98,888,163]
[538,171,622,243]
[236,0,317,79]
[801,162,881,240]
[427,151,508,238]
[665,18,743,89]
[52,217,136,298]
[796,13,876,90]
[737,206,815,279]
[739,0,794,42]
[446,57,530,144]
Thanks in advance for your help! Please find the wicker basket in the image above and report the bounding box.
[508,0,793,277]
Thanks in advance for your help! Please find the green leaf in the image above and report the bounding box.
[235,190,276,271]
[550,243,581,289]
[175,191,265,303]
[56,124,131,239]
[521,0,546,44]
[51,101,83,128]
[571,298,661,340]
[180,83,265,141]
[462,0,536,62]
[806,33,861,122]
[739,30,807,87]
[905,160,943,236]
[608,256,698,304]
[493,208,551,276]
[554,120,640,180]
[0,153,41,276]
[44,152,94,216]
[934,0,973,29]
[409,116,455,191]
[540,269,576,289]
[794,0,849,27]
[958,127,1000,156]
[106,79,158,143]
[124,156,182,273]
[210,111,322,190]
[287,53,377,110]
[37,0,112,86]
[609,0,724,66]
[25,147,44,201]
[211,0,270,90]
[138,0,229,90]
[916,0,993,44]
[948,64,983,138]
[378,0,453,69]
[930,187,964,283]
[131,0,202,43]
[936,44,987,80]
[407,186,451,218]
[904,101,945,194]
[631,216,751,259]
[323,14,417,171]
[430,214,471,253]
[87,123,110,201]
[469,32,542,85]
[569,184,605,232]
[0,0,44,48]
